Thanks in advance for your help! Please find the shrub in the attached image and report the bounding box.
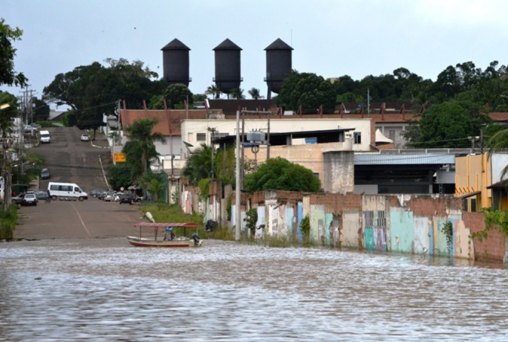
[0,205,18,240]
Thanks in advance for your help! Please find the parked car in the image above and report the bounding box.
[103,191,117,202]
[40,168,50,179]
[21,192,38,206]
[12,193,26,205]
[34,190,50,201]
[90,188,107,198]
[80,133,90,142]
[40,130,51,143]
[118,192,136,205]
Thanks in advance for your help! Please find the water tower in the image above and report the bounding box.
[161,38,191,87]
[213,38,242,95]
[265,38,293,99]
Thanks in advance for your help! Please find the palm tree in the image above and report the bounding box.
[205,84,221,99]
[230,88,245,100]
[248,87,261,100]
[125,118,165,175]
[183,144,213,185]
[487,125,508,179]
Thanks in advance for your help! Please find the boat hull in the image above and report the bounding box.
[126,236,194,248]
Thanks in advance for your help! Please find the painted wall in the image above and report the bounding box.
[240,191,500,262]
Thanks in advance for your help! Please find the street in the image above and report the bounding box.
[14,127,142,240]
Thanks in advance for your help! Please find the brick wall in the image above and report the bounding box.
[465,211,505,263]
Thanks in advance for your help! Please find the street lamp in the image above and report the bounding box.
[0,104,10,110]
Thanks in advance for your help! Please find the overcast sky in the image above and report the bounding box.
[3,0,508,104]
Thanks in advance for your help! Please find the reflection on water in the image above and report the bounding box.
[1,238,508,341]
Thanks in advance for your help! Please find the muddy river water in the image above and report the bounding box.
[1,238,507,341]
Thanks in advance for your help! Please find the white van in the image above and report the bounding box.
[40,130,51,143]
[48,182,88,201]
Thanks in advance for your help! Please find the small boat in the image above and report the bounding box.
[127,222,202,248]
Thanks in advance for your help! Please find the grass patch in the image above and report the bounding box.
[0,205,18,240]
[140,203,203,224]
[260,234,293,248]
[205,227,236,241]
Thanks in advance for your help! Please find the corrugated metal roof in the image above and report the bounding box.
[354,153,455,165]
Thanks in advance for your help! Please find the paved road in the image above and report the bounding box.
[14,127,142,240]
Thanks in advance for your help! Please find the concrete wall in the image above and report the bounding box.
[323,151,355,193]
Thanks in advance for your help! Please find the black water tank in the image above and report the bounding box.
[265,38,293,97]
[161,38,191,87]
[213,39,242,94]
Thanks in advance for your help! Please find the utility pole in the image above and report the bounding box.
[235,109,241,241]
[19,87,35,124]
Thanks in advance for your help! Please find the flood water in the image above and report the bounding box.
[1,238,508,341]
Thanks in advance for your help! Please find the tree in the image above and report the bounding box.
[278,71,336,113]
[431,65,461,101]
[0,92,18,137]
[107,163,134,190]
[43,59,160,131]
[125,118,165,175]
[32,98,50,122]
[229,88,245,100]
[243,157,321,192]
[206,84,221,99]
[140,173,165,202]
[215,146,235,185]
[486,124,508,179]
[183,144,213,185]
[0,19,27,87]
[248,88,261,100]
[405,100,488,148]
[164,84,193,108]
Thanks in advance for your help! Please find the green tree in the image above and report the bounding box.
[149,84,193,109]
[0,19,27,87]
[215,146,235,185]
[486,124,508,179]
[183,144,213,185]
[278,71,336,113]
[107,162,134,190]
[248,87,261,100]
[125,118,165,175]
[243,157,320,192]
[206,84,221,99]
[32,98,50,122]
[230,88,245,100]
[164,84,193,108]
[405,100,488,148]
[43,59,160,131]
[0,92,18,137]
[62,110,77,127]
[140,173,165,202]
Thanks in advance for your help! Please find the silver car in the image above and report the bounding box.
[22,193,38,206]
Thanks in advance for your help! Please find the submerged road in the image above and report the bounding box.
[15,127,141,240]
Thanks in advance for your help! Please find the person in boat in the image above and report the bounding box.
[191,232,200,246]
[164,227,175,241]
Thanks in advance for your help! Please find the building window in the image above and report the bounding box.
[196,133,206,142]
[353,132,362,144]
